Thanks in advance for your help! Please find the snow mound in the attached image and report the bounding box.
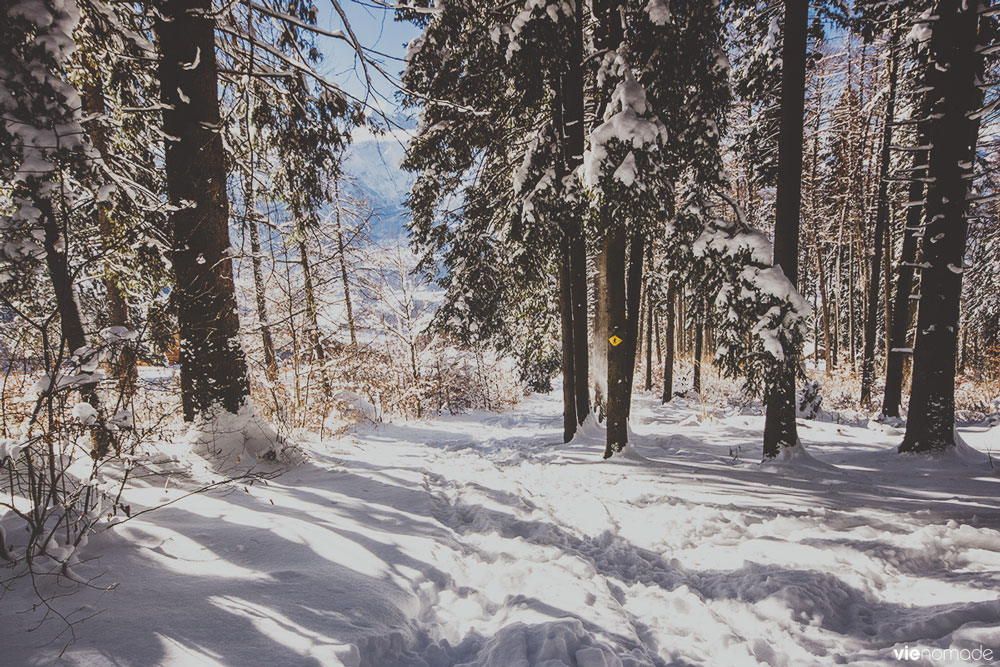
[434,620,628,667]
[185,401,301,468]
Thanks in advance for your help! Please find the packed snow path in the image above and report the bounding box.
[7,391,1000,666]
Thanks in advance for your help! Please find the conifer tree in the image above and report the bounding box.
[900,0,988,452]
[762,0,807,458]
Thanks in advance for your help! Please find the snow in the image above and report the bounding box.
[4,390,1000,666]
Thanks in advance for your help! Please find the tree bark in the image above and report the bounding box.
[564,4,591,426]
[763,0,807,457]
[558,238,577,442]
[861,34,898,409]
[623,233,645,419]
[816,243,833,375]
[247,209,278,385]
[883,79,930,418]
[333,182,357,347]
[901,0,983,452]
[644,285,653,391]
[603,223,628,458]
[591,245,608,420]
[156,0,252,422]
[662,283,675,403]
[693,310,703,395]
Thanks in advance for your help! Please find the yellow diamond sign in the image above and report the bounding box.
[609,335,623,347]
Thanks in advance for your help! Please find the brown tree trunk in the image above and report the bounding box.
[662,284,675,403]
[644,285,653,392]
[861,34,898,409]
[763,0,807,457]
[247,211,278,385]
[333,182,357,347]
[558,239,577,442]
[816,244,833,375]
[156,0,251,422]
[883,73,930,418]
[623,233,645,419]
[693,310,703,395]
[591,245,608,421]
[603,224,627,458]
[901,0,984,452]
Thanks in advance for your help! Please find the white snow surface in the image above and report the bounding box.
[5,390,1000,666]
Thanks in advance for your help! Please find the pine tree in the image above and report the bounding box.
[900,0,987,452]
[762,0,808,458]
[154,0,253,422]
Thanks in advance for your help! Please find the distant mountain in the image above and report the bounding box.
[342,129,414,240]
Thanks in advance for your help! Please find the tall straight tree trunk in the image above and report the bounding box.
[558,239,577,442]
[901,0,984,452]
[654,311,662,364]
[623,234,645,419]
[247,209,278,385]
[156,0,251,422]
[763,0,807,458]
[662,284,675,403]
[595,0,625,455]
[241,89,278,387]
[848,224,857,367]
[81,77,137,400]
[832,205,845,367]
[693,311,703,395]
[564,7,591,426]
[333,182,357,347]
[883,85,931,418]
[644,287,653,391]
[591,245,608,420]
[603,223,627,458]
[861,34,898,409]
[816,244,833,375]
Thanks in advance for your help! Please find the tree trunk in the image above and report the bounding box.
[816,243,833,375]
[591,245,608,420]
[623,233,645,418]
[603,224,628,458]
[883,83,930,418]
[298,238,325,363]
[558,238,577,442]
[662,283,675,403]
[564,5,590,426]
[644,285,653,391]
[333,183,357,347]
[901,0,983,452]
[861,34,898,409]
[156,0,251,422]
[247,210,278,385]
[763,0,807,457]
[37,196,113,458]
[569,231,590,424]
[693,311,703,395]
[832,204,845,367]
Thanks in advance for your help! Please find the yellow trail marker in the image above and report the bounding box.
[609,335,623,347]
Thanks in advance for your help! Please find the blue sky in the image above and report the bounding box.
[314,1,421,122]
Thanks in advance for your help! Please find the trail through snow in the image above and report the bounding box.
[5,390,1000,666]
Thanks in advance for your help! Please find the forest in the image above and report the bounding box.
[2,0,1000,664]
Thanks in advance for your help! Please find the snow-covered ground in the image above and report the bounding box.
[5,389,1000,666]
